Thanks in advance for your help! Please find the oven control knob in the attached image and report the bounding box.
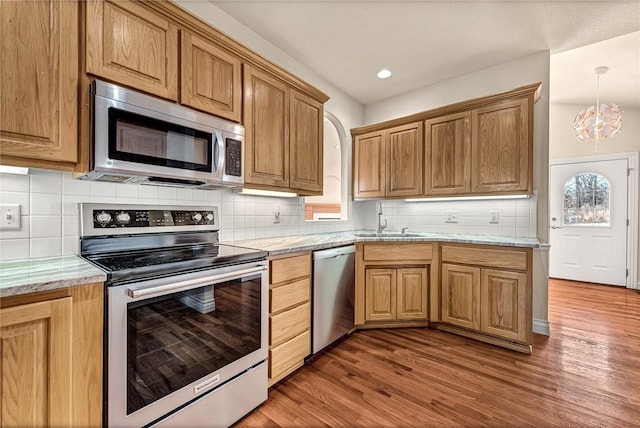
[95,211,112,225]
[192,213,203,222]
[205,213,214,222]
[116,212,131,224]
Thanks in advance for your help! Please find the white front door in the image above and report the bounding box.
[549,158,628,286]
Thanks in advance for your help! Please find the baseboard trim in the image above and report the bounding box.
[533,318,550,336]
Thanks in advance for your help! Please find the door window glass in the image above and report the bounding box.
[563,172,610,226]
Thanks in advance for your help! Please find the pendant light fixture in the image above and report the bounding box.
[573,66,623,154]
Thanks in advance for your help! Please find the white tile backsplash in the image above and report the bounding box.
[0,239,30,260]
[31,216,62,238]
[31,193,62,215]
[0,173,30,192]
[30,237,62,258]
[30,170,62,194]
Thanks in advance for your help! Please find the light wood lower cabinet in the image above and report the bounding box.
[440,244,532,352]
[268,253,311,386]
[356,243,432,327]
[0,283,103,427]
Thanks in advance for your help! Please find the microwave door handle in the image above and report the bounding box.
[127,265,267,299]
[214,130,225,175]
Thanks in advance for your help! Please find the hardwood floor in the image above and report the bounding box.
[237,279,640,427]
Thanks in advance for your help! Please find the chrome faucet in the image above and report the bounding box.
[376,201,387,234]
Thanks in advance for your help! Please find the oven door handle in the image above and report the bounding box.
[127,265,267,299]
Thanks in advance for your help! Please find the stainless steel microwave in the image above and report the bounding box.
[82,80,244,189]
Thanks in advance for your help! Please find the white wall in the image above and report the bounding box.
[363,52,551,325]
[550,103,640,280]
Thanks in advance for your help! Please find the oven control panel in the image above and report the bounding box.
[92,209,216,228]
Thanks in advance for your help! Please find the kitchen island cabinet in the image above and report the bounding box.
[0,282,103,427]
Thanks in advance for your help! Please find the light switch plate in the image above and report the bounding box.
[489,211,500,224]
[446,211,458,223]
[0,204,21,230]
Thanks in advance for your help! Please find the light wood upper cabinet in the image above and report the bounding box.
[243,65,290,188]
[353,130,386,199]
[0,298,73,427]
[181,31,242,122]
[424,112,471,195]
[243,66,324,195]
[353,121,422,199]
[472,98,530,194]
[86,0,179,100]
[387,123,423,197]
[289,90,324,194]
[0,0,78,166]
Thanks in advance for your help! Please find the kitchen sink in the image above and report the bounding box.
[354,233,423,238]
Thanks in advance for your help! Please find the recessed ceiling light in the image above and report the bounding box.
[376,68,392,79]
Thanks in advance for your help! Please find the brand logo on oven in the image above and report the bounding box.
[194,374,221,394]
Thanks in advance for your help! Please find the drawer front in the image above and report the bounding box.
[270,302,310,346]
[270,278,310,313]
[269,330,310,380]
[363,243,433,261]
[270,254,311,284]
[441,245,528,271]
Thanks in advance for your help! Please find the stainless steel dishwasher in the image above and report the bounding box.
[312,245,355,354]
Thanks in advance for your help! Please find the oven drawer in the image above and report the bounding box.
[270,302,310,346]
[269,330,310,380]
[270,278,310,313]
[270,254,311,284]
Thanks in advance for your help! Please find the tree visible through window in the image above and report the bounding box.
[563,172,610,226]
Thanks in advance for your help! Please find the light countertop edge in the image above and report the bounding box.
[0,255,107,298]
[230,231,541,256]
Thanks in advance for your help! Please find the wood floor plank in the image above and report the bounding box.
[235,279,640,427]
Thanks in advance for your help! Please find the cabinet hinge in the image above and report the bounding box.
[627,268,629,277]
[628,219,630,227]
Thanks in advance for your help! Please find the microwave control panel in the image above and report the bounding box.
[225,138,242,177]
[93,209,216,228]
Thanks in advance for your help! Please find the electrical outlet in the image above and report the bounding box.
[0,204,21,230]
[489,211,500,224]
[446,211,458,223]
[273,206,281,224]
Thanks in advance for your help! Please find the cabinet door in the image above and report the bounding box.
[471,98,530,193]
[353,131,385,198]
[0,298,72,427]
[365,269,396,322]
[387,122,423,197]
[181,31,241,122]
[0,0,78,164]
[289,90,323,195]
[481,269,528,343]
[243,65,290,188]
[86,0,179,100]
[424,112,471,195]
[441,264,480,330]
[396,268,428,320]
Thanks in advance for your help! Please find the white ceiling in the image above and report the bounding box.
[209,1,640,106]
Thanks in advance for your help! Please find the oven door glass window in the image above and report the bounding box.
[109,108,212,172]
[126,277,261,415]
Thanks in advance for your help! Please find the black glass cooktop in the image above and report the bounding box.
[86,243,267,285]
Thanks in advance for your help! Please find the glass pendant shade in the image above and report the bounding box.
[573,102,623,142]
[573,66,623,153]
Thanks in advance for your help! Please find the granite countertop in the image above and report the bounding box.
[0,255,107,298]
[231,230,541,256]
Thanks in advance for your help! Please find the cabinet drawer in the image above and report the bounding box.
[441,245,528,271]
[269,330,310,380]
[270,278,310,313]
[270,302,310,346]
[270,254,311,284]
[363,243,432,261]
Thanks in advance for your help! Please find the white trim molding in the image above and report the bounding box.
[533,319,550,336]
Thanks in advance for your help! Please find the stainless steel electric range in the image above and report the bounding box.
[79,203,268,428]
